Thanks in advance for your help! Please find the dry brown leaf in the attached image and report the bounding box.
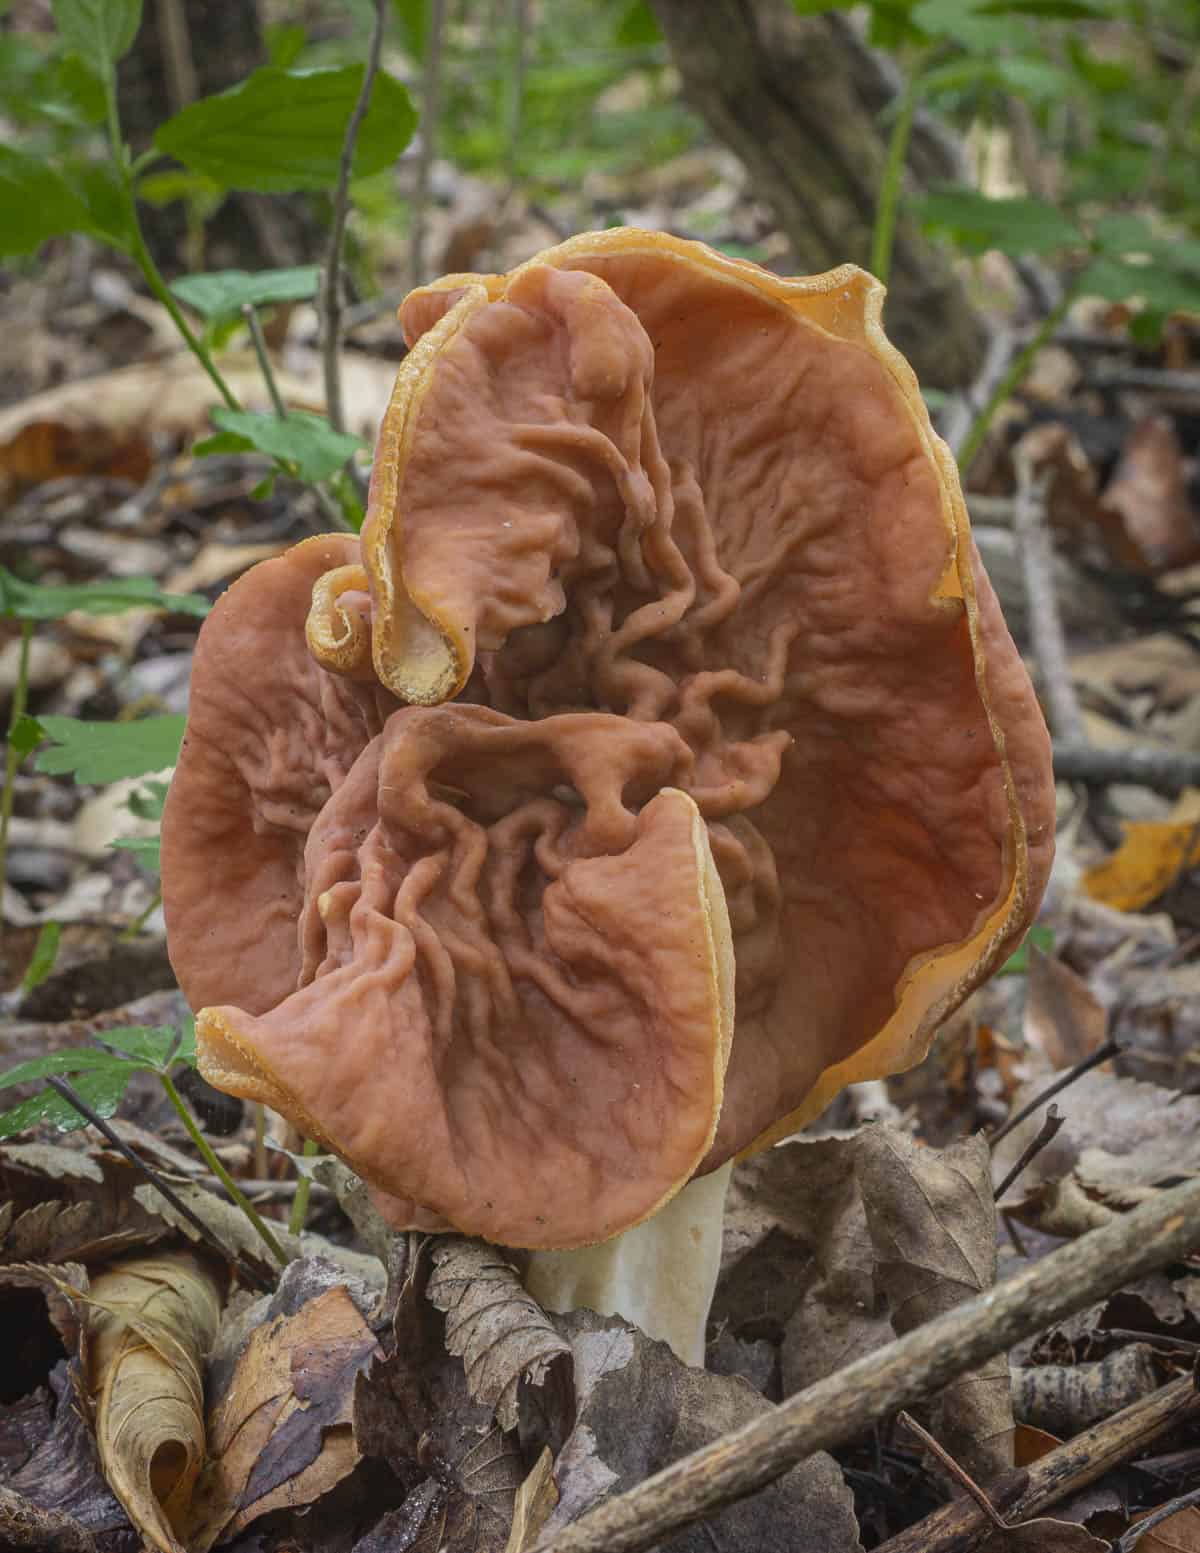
[189,1270,379,1551]
[856,1129,1013,1482]
[86,1251,222,1553]
[1024,949,1109,1070]
[0,1261,89,1353]
[1100,413,1200,574]
[1130,1505,1200,1551]
[427,1238,571,1431]
[505,1447,558,1553]
[1013,1423,1061,1465]
[978,1519,1111,1549]
[162,541,290,597]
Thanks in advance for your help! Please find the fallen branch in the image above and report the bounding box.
[876,1375,1200,1553]
[1013,443,1087,746]
[1052,742,1200,796]
[536,1175,1200,1553]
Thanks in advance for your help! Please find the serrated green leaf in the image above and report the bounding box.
[62,156,135,250]
[110,834,161,870]
[19,922,62,995]
[35,714,184,783]
[136,167,223,210]
[913,0,1015,48]
[0,1047,134,1092]
[0,147,96,257]
[0,568,209,621]
[1090,212,1159,254]
[155,65,417,193]
[977,0,1108,14]
[264,21,307,68]
[208,408,364,484]
[52,0,143,72]
[1077,256,1200,315]
[95,1024,178,1066]
[249,472,278,501]
[916,189,1083,257]
[0,1066,135,1138]
[9,714,44,760]
[171,265,321,320]
[174,1017,197,1068]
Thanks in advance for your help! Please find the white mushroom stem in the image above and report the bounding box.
[523,1161,734,1368]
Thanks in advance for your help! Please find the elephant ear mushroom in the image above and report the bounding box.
[345,228,1056,1160]
[161,535,399,1017]
[193,703,735,1252]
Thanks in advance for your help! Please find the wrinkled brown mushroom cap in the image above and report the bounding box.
[165,230,1054,1249]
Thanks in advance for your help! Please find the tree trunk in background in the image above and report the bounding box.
[648,0,986,389]
[118,0,322,272]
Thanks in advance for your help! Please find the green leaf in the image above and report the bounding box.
[52,0,143,72]
[96,1024,178,1066]
[62,157,135,249]
[615,0,662,45]
[1078,256,1200,316]
[126,779,168,822]
[0,147,96,257]
[19,921,62,995]
[912,0,1015,48]
[998,923,1055,977]
[155,65,418,194]
[977,0,1108,14]
[264,21,307,68]
[35,714,185,783]
[790,0,856,12]
[136,167,223,210]
[171,265,321,320]
[174,1017,197,1068]
[249,472,278,501]
[390,0,427,62]
[0,1047,134,1092]
[0,1066,135,1138]
[207,408,364,484]
[9,714,44,761]
[110,834,161,870]
[915,189,1083,257]
[0,568,209,621]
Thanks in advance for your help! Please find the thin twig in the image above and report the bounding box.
[1012,443,1087,746]
[242,303,288,418]
[535,1176,1200,1553]
[0,619,33,935]
[1052,743,1200,796]
[877,1376,1200,1553]
[994,1103,1065,1200]
[409,0,449,293]
[1115,1485,1200,1551]
[45,1077,274,1292]
[958,290,1074,474]
[897,1414,1003,1527]
[989,1038,1120,1148]
[321,0,386,442]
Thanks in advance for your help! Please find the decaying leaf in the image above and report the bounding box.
[189,1257,380,1552]
[8,1361,129,1538]
[1082,813,1200,911]
[505,1447,558,1553]
[1128,1504,1200,1551]
[537,1310,864,1552]
[0,1260,89,1354]
[1023,948,1109,1071]
[86,1251,223,1553]
[0,1480,97,1553]
[131,1181,285,1289]
[427,1238,572,1431]
[977,1518,1111,1550]
[857,1128,1014,1482]
[993,1070,1200,1235]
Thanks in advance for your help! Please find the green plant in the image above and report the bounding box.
[0,1019,288,1267]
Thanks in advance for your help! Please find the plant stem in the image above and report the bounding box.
[0,619,33,924]
[120,891,162,941]
[409,0,449,292]
[322,0,387,440]
[160,1072,289,1266]
[131,230,240,410]
[288,1138,322,1237]
[958,287,1075,475]
[871,73,921,287]
[241,304,288,418]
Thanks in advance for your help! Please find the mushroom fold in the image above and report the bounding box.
[164,229,1055,1252]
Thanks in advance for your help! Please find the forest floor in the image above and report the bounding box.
[2,160,1200,1553]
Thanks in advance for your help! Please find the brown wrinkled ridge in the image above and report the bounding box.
[197,705,734,1248]
[162,535,400,1016]
[313,230,1055,1162]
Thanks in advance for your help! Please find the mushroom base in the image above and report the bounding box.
[523,1161,733,1367]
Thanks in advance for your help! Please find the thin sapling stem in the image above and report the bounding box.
[958,288,1075,474]
[159,1071,289,1266]
[288,1138,322,1237]
[870,73,921,287]
[0,619,33,925]
[242,304,288,418]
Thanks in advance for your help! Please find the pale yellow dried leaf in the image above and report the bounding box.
[505,1447,557,1553]
[87,1250,223,1553]
[1082,818,1200,911]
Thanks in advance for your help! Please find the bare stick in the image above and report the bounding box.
[1052,743,1200,796]
[408,0,449,293]
[989,1038,1119,1148]
[877,1377,1200,1553]
[1116,1485,1200,1550]
[1012,444,1087,746]
[994,1103,1064,1200]
[536,1177,1200,1553]
[321,0,387,441]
